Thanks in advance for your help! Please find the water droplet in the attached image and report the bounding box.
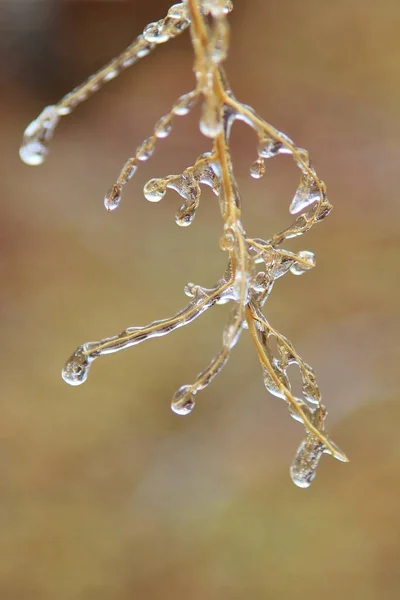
[125,161,137,180]
[175,203,197,226]
[262,366,288,399]
[295,148,311,172]
[209,18,229,63]
[173,92,197,116]
[290,250,316,275]
[290,438,324,488]
[290,174,321,214]
[143,22,170,44]
[62,349,91,386]
[250,157,265,179]
[136,137,155,161]
[104,184,122,212]
[222,309,242,349]
[171,385,195,415]
[143,178,167,202]
[154,115,173,138]
[257,135,282,159]
[168,3,188,19]
[19,141,48,166]
[315,199,332,222]
[220,228,235,251]
[136,38,153,58]
[200,100,222,138]
[103,69,119,82]
[20,105,59,165]
[168,173,201,203]
[202,0,233,16]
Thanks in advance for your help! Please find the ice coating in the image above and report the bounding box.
[20,106,60,166]
[20,0,346,487]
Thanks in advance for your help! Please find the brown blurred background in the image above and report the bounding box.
[1,0,399,598]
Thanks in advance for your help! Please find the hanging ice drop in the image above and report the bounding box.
[290,174,321,214]
[62,348,93,386]
[171,385,196,415]
[19,105,59,166]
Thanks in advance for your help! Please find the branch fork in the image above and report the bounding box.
[20,0,347,487]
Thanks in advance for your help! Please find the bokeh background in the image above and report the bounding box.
[1,0,399,598]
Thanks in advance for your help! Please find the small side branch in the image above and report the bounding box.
[62,278,232,386]
[246,304,347,463]
[20,2,191,166]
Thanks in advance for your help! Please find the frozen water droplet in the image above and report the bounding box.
[125,162,137,180]
[173,92,197,116]
[262,366,288,399]
[136,137,155,161]
[200,100,222,138]
[168,3,188,19]
[315,199,332,222]
[290,175,321,214]
[295,148,311,172]
[168,173,201,202]
[257,135,282,159]
[202,0,233,16]
[290,250,316,275]
[136,38,153,58]
[250,157,265,179]
[143,178,167,202]
[143,22,169,44]
[290,438,324,488]
[20,105,59,165]
[62,349,92,386]
[196,159,220,194]
[104,184,122,212]
[154,116,173,138]
[175,203,197,226]
[103,69,119,82]
[171,385,195,415]
[222,309,242,349]
[19,141,48,166]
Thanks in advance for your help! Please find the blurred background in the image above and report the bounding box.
[1,0,399,598]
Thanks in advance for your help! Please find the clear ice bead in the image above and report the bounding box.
[290,174,321,214]
[262,366,288,399]
[290,250,316,275]
[294,148,311,172]
[154,116,173,138]
[290,438,324,488]
[200,100,222,138]
[171,385,195,415]
[143,22,170,44]
[136,137,155,161]
[20,105,59,165]
[62,348,92,386]
[103,69,119,82]
[222,309,242,349]
[136,38,154,58]
[173,92,197,116]
[168,3,188,20]
[250,157,266,179]
[175,202,197,226]
[104,184,122,212]
[257,130,293,159]
[201,0,233,16]
[143,178,167,202]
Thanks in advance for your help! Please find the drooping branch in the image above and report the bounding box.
[20,0,347,487]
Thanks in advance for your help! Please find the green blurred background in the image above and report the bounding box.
[1,0,399,598]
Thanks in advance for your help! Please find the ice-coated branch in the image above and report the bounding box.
[19,2,191,166]
[20,0,347,488]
